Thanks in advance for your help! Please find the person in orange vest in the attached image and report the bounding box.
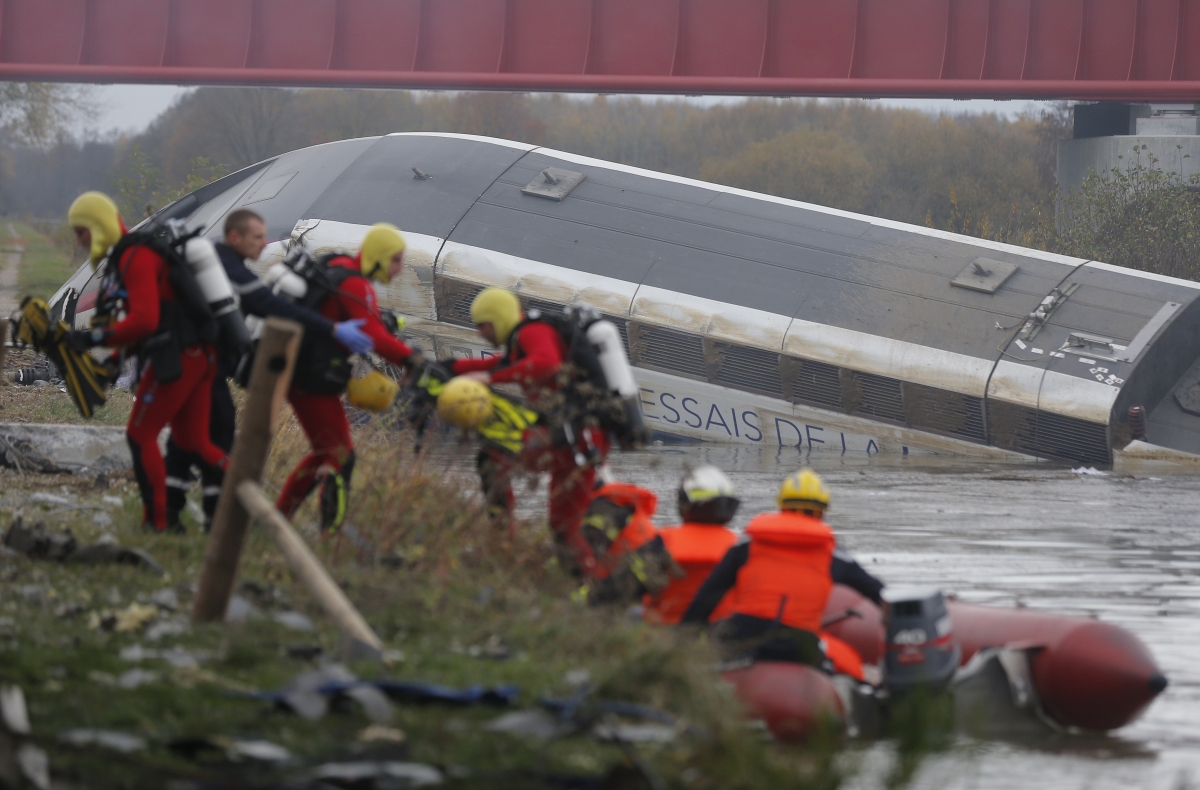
[642,465,741,624]
[681,468,884,673]
[576,476,668,604]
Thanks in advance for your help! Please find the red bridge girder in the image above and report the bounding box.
[1,0,1198,101]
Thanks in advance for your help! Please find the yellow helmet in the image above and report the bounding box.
[346,368,399,412]
[360,223,406,283]
[68,191,123,267]
[777,468,830,511]
[437,376,494,429]
[469,288,522,345]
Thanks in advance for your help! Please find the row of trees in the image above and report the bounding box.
[2,85,1197,278]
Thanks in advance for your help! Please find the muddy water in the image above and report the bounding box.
[592,446,1199,790]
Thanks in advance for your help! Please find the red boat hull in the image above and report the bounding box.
[819,586,1166,731]
[721,662,844,743]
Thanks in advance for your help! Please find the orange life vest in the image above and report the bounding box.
[643,522,739,625]
[588,483,658,580]
[729,511,836,633]
[820,632,865,681]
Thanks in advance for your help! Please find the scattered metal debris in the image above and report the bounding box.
[120,644,210,670]
[117,668,160,689]
[16,743,49,790]
[486,709,573,741]
[3,518,76,560]
[0,423,131,475]
[0,686,30,735]
[149,588,179,611]
[70,541,166,575]
[225,738,292,764]
[272,611,315,631]
[308,760,443,787]
[167,735,293,764]
[145,616,189,642]
[59,729,147,754]
[224,594,263,623]
[358,724,406,744]
[88,602,159,633]
[593,722,678,744]
[2,517,165,574]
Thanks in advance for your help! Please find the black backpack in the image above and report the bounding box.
[508,306,632,445]
[100,222,216,383]
[289,253,367,395]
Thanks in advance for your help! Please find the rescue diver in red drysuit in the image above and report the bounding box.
[275,223,412,529]
[66,191,229,532]
[163,208,374,531]
[450,287,611,576]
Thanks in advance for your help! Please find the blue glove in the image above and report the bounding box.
[333,319,374,355]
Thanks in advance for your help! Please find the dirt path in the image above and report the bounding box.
[0,223,22,318]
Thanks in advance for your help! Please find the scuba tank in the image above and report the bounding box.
[237,244,315,385]
[585,317,646,449]
[244,257,309,342]
[881,588,961,694]
[181,235,252,361]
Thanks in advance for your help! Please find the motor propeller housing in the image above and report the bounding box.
[882,588,961,693]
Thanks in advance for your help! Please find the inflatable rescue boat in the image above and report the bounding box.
[723,585,1167,742]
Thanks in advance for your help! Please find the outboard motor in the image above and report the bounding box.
[882,588,961,693]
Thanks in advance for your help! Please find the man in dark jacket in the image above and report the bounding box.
[164,209,373,530]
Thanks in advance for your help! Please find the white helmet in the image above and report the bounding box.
[678,465,739,524]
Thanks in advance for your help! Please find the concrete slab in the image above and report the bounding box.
[0,423,130,474]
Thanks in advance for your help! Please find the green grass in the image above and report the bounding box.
[5,218,86,300]
[1,348,134,427]
[0,424,853,789]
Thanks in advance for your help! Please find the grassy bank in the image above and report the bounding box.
[1,348,133,427]
[6,219,82,301]
[0,421,848,789]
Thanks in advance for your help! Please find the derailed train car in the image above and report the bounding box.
[51,133,1200,468]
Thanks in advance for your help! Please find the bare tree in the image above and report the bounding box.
[186,88,299,168]
[0,83,93,146]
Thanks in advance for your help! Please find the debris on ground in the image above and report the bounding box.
[3,517,164,574]
[168,735,293,765]
[117,668,160,689]
[225,594,263,623]
[58,729,147,754]
[486,709,573,741]
[258,665,396,725]
[148,587,179,611]
[357,724,407,745]
[70,539,165,575]
[0,423,131,475]
[3,517,75,559]
[370,680,520,707]
[88,602,160,633]
[0,686,30,735]
[592,722,678,744]
[145,616,189,642]
[120,644,210,670]
[308,760,443,787]
[16,743,49,790]
[272,611,316,631]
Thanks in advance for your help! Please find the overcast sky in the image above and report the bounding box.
[81,83,1056,137]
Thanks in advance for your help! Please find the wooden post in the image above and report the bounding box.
[236,481,385,654]
[192,318,302,623]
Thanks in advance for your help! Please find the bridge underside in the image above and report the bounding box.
[0,0,1198,101]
